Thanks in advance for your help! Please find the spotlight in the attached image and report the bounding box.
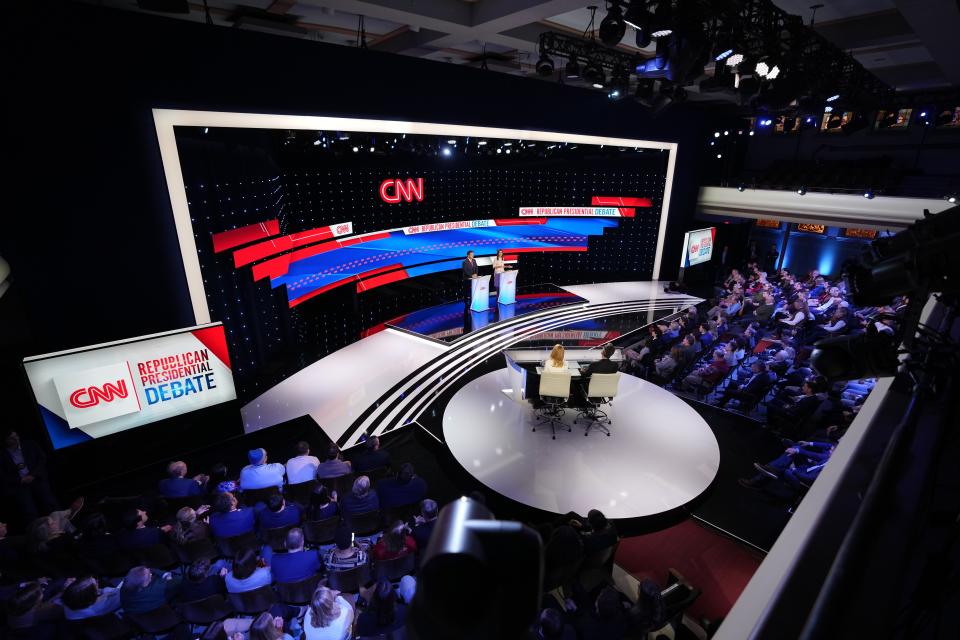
[863,190,874,199]
[826,94,840,102]
[824,105,834,113]
[352,146,359,152]
[766,65,780,80]
[536,52,555,76]
[737,183,746,192]
[713,131,720,138]
[797,186,807,195]
[496,148,502,154]
[442,147,452,156]
[593,82,605,89]
[805,116,815,124]
[726,53,744,67]
[650,0,673,38]
[715,48,734,62]
[313,139,321,146]
[716,153,722,159]
[749,131,755,136]
[755,61,770,77]
[599,2,627,45]
[920,111,927,117]
[947,194,957,204]
[202,127,209,134]
[724,130,729,135]
[652,28,672,37]
[565,55,581,78]
[447,139,456,144]
[608,89,621,98]
[477,140,488,146]
[369,146,375,152]
[625,3,653,48]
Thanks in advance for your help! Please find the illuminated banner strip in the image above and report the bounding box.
[519,207,633,217]
[232,221,352,267]
[211,220,280,253]
[402,220,496,235]
[590,196,653,207]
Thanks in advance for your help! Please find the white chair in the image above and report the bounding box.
[534,371,573,439]
[575,372,620,436]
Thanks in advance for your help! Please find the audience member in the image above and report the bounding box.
[178,558,227,602]
[739,441,834,491]
[120,565,182,614]
[377,462,428,510]
[532,607,577,640]
[2,430,59,523]
[240,448,286,492]
[257,494,302,532]
[315,443,352,480]
[718,361,774,409]
[208,463,238,495]
[271,528,322,584]
[226,548,272,593]
[116,507,168,551]
[574,586,629,640]
[324,524,368,571]
[170,505,211,545]
[286,441,320,485]
[249,610,299,640]
[158,460,205,498]
[6,580,64,630]
[303,585,354,640]
[340,476,379,517]
[352,436,390,474]
[62,575,122,620]
[356,578,408,637]
[411,498,438,549]
[371,521,417,561]
[209,492,255,539]
[308,485,339,521]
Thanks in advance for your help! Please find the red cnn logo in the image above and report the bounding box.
[380,178,424,204]
[69,379,130,408]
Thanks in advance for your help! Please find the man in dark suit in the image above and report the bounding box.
[411,499,438,550]
[583,344,619,377]
[271,528,322,584]
[462,250,478,303]
[352,436,391,474]
[377,463,428,511]
[753,293,777,325]
[1,430,58,523]
[116,507,168,551]
[718,361,775,409]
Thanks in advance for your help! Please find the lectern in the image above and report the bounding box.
[497,270,518,305]
[470,275,491,312]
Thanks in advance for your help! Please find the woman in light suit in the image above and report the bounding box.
[542,344,568,373]
[492,249,510,290]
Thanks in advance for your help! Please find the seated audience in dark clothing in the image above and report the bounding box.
[531,607,577,640]
[272,528,323,584]
[177,558,227,603]
[583,343,619,377]
[207,462,238,496]
[352,436,391,473]
[739,441,834,491]
[61,575,122,620]
[226,548,272,593]
[577,509,619,555]
[77,512,119,560]
[718,361,775,409]
[308,485,339,521]
[767,381,822,433]
[257,494,302,532]
[340,476,380,517]
[158,460,205,498]
[209,491,255,539]
[376,463,428,510]
[116,507,167,551]
[324,524,369,572]
[543,525,584,577]
[682,349,730,391]
[411,498,438,550]
[6,580,64,631]
[120,565,183,615]
[574,586,629,640]
[170,506,211,546]
[628,578,666,635]
[356,578,408,637]
[314,443,353,480]
[371,521,417,562]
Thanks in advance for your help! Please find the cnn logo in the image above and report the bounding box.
[380,178,424,204]
[69,379,130,408]
[54,362,141,428]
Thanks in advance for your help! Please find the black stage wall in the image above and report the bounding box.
[1,2,716,474]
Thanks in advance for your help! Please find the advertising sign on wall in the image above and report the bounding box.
[24,324,236,449]
[680,227,716,268]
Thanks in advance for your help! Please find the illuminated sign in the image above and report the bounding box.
[755,219,781,229]
[797,223,826,234]
[380,178,424,204]
[844,228,878,239]
[402,219,495,235]
[680,227,715,268]
[519,207,627,217]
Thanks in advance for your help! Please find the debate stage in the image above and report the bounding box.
[242,281,717,517]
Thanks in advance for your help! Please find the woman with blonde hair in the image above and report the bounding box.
[170,506,210,545]
[303,585,353,640]
[542,344,568,373]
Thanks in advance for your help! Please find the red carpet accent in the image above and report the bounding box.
[614,519,764,621]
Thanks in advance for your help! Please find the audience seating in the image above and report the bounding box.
[284,480,316,506]
[226,584,277,614]
[173,539,219,565]
[216,530,258,557]
[347,509,384,536]
[276,573,323,605]
[303,516,341,546]
[241,486,280,507]
[327,563,372,593]
[177,594,234,627]
[374,552,417,582]
[534,371,573,439]
[263,524,296,553]
[125,605,182,636]
[66,613,136,640]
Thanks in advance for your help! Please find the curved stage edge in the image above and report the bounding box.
[241,281,703,451]
[443,368,720,518]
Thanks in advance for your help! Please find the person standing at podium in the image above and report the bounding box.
[492,249,510,291]
[462,250,478,304]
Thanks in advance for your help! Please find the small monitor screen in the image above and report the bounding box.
[875,108,912,130]
[680,227,715,268]
[821,111,854,132]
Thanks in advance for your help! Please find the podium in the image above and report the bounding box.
[497,270,518,305]
[470,275,491,312]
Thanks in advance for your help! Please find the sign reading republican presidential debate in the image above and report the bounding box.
[681,227,716,268]
[24,324,236,449]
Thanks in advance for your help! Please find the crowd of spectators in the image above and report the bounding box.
[620,261,903,499]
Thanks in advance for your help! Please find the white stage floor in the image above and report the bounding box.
[240,281,702,449]
[443,368,720,518]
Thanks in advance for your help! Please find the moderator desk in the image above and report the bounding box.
[503,347,623,403]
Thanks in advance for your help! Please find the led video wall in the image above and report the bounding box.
[156,112,678,397]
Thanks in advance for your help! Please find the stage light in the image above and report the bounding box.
[650,0,672,38]
[203,127,209,134]
[737,183,746,191]
[608,89,621,98]
[652,28,672,37]
[714,131,720,138]
[947,194,957,203]
[766,65,780,80]
[313,139,321,146]
[755,61,769,77]
[826,94,840,102]
[726,53,743,67]
[749,131,755,136]
[503,142,512,146]
[920,111,927,117]
[478,140,488,146]
[496,148,502,154]
[369,146,375,152]
[723,130,729,135]
[352,146,359,152]
[536,52,555,76]
[863,190,874,199]
[716,153,722,159]
[506,149,511,154]
[824,105,834,112]
[599,2,627,45]
[797,186,807,195]
[442,147,452,156]
[565,55,581,78]
[447,139,456,144]
[592,82,605,89]
[709,141,715,145]
[625,3,653,48]
[805,116,815,124]
[715,48,734,61]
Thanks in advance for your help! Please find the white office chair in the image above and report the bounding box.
[534,371,573,439]
[575,372,620,437]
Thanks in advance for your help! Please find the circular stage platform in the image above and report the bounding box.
[443,368,720,519]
